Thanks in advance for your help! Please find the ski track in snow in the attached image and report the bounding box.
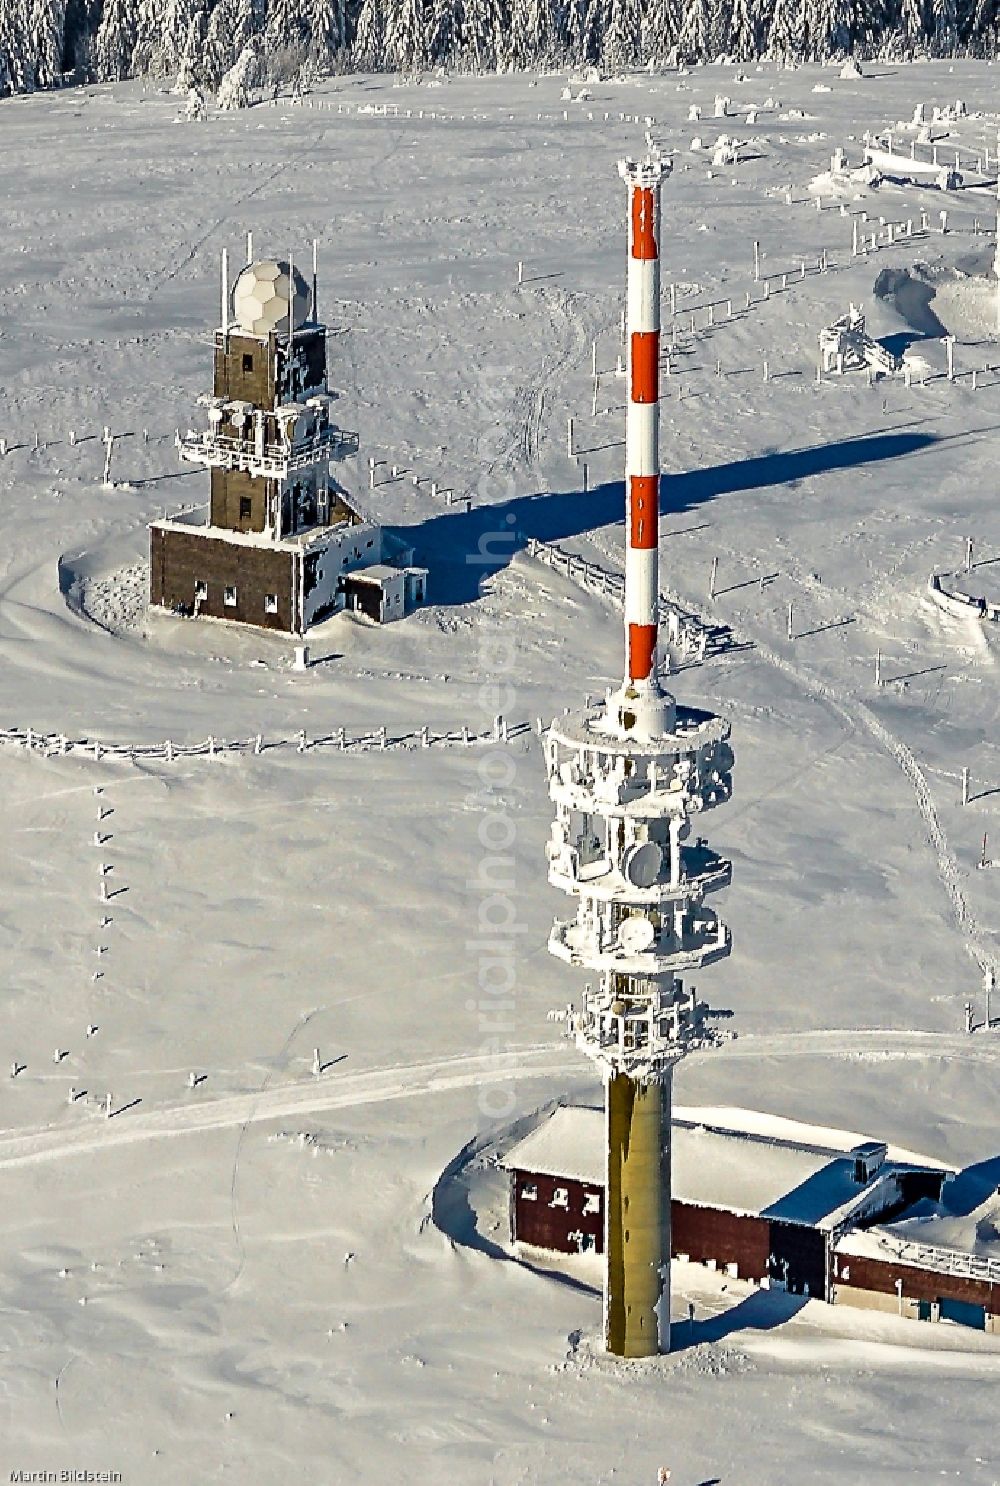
[0,1046,578,1172]
[0,1030,995,1175]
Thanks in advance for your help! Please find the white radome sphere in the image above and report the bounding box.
[232,259,310,336]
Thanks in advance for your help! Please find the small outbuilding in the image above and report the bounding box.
[342,564,428,623]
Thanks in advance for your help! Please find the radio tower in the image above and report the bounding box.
[544,154,735,1358]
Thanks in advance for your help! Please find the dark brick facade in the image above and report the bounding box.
[672,1202,771,1282]
[150,526,296,632]
[210,468,272,534]
[511,1169,603,1255]
[513,1183,827,1297]
[214,331,277,406]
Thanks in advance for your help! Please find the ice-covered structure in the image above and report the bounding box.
[819,305,901,376]
[544,155,734,1358]
[149,245,426,634]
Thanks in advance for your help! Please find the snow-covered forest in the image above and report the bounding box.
[0,0,997,99]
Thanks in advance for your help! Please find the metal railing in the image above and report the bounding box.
[179,426,358,478]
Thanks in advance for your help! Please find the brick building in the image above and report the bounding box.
[500,1105,996,1329]
[149,253,426,634]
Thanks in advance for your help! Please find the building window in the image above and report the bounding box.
[549,1187,569,1210]
[264,594,278,614]
[194,580,207,601]
[582,1192,600,1216]
[224,585,237,607]
[242,353,254,373]
[239,496,252,521]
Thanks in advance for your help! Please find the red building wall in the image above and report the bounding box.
[672,1201,771,1281]
[834,1251,997,1311]
[513,1177,827,1295]
[511,1169,604,1255]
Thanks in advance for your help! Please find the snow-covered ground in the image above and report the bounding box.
[2,59,1000,1484]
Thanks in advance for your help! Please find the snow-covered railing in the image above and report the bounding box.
[521,535,724,663]
[903,1240,1000,1285]
[178,426,358,478]
[865,126,993,183]
[871,1234,1000,1286]
[0,717,532,764]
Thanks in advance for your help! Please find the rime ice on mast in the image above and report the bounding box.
[544,154,735,1358]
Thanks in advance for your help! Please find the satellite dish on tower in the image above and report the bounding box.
[619,917,656,953]
[623,841,663,888]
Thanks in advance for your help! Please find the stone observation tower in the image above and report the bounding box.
[544,155,735,1358]
[149,243,426,633]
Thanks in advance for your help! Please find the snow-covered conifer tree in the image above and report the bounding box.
[932,0,958,48]
[768,0,806,56]
[266,0,311,58]
[849,0,882,46]
[642,0,680,58]
[353,0,386,67]
[174,9,208,88]
[0,0,34,91]
[457,0,503,67]
[566,0,604,60]
[307,0,346,63]
[216,39,262,105]
[728,0,760,57]
[30,0,68,87]
[709,0,732,55]
[966,0,996,45]
[94,0,138,80]
[676,0,711,58]
[898,0,928,47]
[203,0,239,83]
[820,0,852,52]
[502,0,561,67]
[150,0,197,75]
[130,0,165,77]
[384,0,427,70]
[427,0,456,62]
[603,0,643,68]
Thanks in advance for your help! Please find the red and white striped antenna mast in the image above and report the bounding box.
[621,153,665,697]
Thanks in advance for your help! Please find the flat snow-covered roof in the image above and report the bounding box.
[345,564,404,584]
[502,1104,951,1229]
[503,1106,604,1187]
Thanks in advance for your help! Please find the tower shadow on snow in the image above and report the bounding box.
[672,1287,809,1352]
[397,429,939,608]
